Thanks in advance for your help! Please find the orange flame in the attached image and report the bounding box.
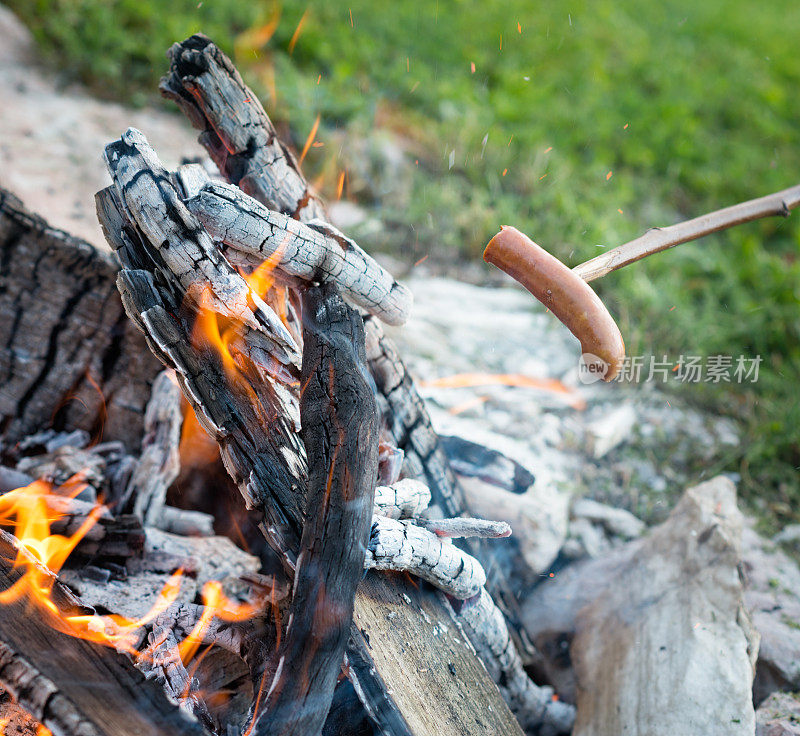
[420,372,587,410]
[190,246,285,386]
[178,580,264,665]
[0,478,265,663]
[0,478,182,654]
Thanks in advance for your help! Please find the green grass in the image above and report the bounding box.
[6,0,800,521]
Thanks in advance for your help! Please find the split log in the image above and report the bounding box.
[254,283,378,735]
[0,533,207,736]
[186,181,412,325]
[0,187,162,453]
[160,35,326,222]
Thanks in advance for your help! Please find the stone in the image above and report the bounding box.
[756,692,800,736]
[571,497,645,539]
[522,477,759,735]
[742,525,800,703]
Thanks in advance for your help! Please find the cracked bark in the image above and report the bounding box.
[0,187,162,454]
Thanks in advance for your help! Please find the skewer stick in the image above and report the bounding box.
[572,183,800,282]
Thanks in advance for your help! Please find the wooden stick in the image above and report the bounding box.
[572,183,800,282]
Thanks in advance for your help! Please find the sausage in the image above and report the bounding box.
[483,226,625,382]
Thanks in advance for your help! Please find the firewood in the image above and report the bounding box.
[98,128,526,735]
[366,517,486,600]
[157,35,547,733]
[186,181,412,325]
[129,370,182,525]
[0,187,162,453]
[160,35,327,223]
[373,478,431,520]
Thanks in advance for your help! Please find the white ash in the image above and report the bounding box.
[373,478,431,520]
[185,181,412,326]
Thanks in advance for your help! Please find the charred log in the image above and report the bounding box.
[0,533,207,736]
[0,188,161,453]
[253,283,378,735]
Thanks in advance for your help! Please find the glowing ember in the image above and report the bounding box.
[299,114,321,164]
[420,372,586,410]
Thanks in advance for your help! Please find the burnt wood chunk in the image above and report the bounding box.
[161,34,326,222]
[256,283,379,735]
[0,188,162,453]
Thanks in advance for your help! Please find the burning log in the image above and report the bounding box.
[366,518,487,600]
[97,126,526,734]
[186,181,412,325]
[157,34,566,733]
[0,532,207,736]
[129,370,182,525]
[373,478,431,520]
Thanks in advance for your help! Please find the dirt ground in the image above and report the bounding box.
[0,5,199,248]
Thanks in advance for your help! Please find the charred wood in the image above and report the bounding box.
[0,188,161,453]
[253,283,379,735]
[0,533,207,736]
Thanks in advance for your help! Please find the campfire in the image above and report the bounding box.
[0,30,799,736]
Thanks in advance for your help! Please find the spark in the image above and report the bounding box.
[349,8,353,27]
[316,74,321,84]
[470,61,476,74]
[335,171,345,199]
[669,305,676,311]
[502,168,508,177]
[544,146,552,153]
[606,171,613,180]
[517,21,522,33]
[288,8,310,55]
[414,254,429,267]
[618,208,623,214]
[623,122,629,129]
[299,114,320,164]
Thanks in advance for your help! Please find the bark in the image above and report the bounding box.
[0,187,161,453]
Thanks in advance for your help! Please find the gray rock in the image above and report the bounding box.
[756,692,800,736]
[742,525,800,703]
[522,477,758,735]
[571,497,645,539]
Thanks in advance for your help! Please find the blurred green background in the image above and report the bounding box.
[7,0,800,524]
